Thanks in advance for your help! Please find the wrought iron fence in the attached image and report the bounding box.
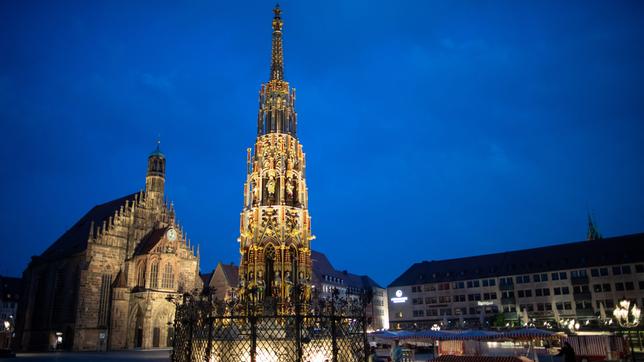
[170,288,370,362]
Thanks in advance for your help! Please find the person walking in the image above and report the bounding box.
[390,339,403,362]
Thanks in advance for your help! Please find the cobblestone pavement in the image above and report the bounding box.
[1,349,170,361]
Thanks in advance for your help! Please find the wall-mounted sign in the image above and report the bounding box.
[390,289,408,304]
[477,301,494,306]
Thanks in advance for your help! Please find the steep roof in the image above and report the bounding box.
[311,250,338,285]
[311,250,383,290]
[134,227,169,255]
[360,275,383,289]
[39,193,138,261]
[388,232,644,287]
[219,263,239,286]
[202,263,240,289]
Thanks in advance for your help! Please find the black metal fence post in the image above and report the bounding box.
[205,316,214,362]
[295,285,303,362]
[167,294,182,362]
[170,310,179,362]
[250,315,257,362]
[363,314,369,362]
[362,290,373,362]
[187,317,194,362]
[331,289,339,362]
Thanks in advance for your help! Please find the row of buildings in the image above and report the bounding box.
[202,251,389,330]
[386,230,644,330]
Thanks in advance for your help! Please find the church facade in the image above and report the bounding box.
[15,145,201,351]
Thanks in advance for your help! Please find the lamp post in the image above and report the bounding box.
[613,300,641,328]
[3,315,14,352]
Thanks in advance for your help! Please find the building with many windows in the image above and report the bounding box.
[311,251,389,331]
[387,232,644,330]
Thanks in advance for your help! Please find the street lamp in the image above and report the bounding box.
[562,319,579,333]
[613,300,641,328]
[3,315,14,352]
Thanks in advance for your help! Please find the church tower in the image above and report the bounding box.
[238,5,313,314]
[146,141,165,205]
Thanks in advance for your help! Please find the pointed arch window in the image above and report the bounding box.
[137,262,146,288]
[150,262,159,289]
[162,263,174,289]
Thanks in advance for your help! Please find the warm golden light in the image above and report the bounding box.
[613,299,641,327]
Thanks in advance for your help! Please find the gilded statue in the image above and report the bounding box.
[286,176,294,196]
[266,172,276,195]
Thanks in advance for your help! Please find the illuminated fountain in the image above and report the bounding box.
[170,5,369,361]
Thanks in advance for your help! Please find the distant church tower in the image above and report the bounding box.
[146,141,166,205]
[587,213,602,240]
[238,5,313,314]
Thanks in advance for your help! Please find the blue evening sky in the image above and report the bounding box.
[1,1,643,286]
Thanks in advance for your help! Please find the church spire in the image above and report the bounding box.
[587,213,602,240]
[257,5,298,137]
[270,4,284,81]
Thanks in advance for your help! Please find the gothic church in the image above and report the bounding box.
[15,145,201,351]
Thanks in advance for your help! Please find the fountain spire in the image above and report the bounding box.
[270,4,284,81]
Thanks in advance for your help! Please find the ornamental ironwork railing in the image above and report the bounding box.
[169,287,371,362]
